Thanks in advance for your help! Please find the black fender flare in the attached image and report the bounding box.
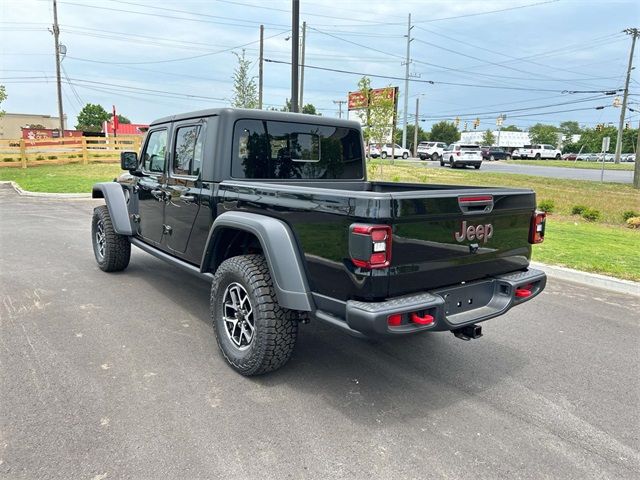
[201,211,313,312]
[92,182,133,235]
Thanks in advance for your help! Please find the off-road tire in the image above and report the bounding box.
[91,205,130,272]
[211,254,298,376]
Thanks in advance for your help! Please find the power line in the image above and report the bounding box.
[263,58,623,94]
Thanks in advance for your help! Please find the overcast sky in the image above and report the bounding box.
[1,0,638,131]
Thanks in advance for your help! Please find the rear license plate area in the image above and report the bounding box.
[434,280,495,316]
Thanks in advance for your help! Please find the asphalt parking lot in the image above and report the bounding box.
[1,184,639,480]
[398,158,634,183]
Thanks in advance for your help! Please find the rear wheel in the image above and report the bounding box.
[381,151,388,159]
[91,205,130,272]
[431,153,439,161]
[440,158,445,166]
[505,154,511,160]
[211,254,298,376]
[474,164,481,169]
[535,153,541,160]
[489,155,495,161]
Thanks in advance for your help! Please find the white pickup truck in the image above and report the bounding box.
[513,144,562,160]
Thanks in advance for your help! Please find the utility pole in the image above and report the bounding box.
[52,0,64,135]
[290,0,300,113]
[258,24,264,109]
[401,13,413,149]
[413,96,419,157]
[333,100,346,118]
[496,114,504,147]
[634,120,640,189]
[299,21,306,109]
[614,28,639,164]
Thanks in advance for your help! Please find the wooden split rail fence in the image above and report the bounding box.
[0,135,143,168]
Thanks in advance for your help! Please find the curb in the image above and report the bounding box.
[0,181,91,198]
[530,261,640,297]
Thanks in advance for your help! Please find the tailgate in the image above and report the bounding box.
[388,189,535,297]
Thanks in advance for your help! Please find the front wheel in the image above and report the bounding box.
[431,153,439,161]
[505,154,511,160]
[555,153,561,159]
[402,152,409,159]
[535,153,541,160]
[211,255,298,376]
[489,155,495,161]
[91,205,130,272]
[474,165,481,169]
[380,151,388,159]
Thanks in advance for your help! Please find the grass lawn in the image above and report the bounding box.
[505,159,635,171]
[532,219,640,281]
[1,161,638,280]
[0,163,122,193]
[368,160,640,225]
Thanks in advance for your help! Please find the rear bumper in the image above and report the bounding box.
[314,268,546,337]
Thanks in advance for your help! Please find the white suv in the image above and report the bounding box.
[417,141,447,161]
[379,143,411,159]
[441,144,483,169]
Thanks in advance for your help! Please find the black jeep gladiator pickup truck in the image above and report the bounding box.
[92,108,547,375]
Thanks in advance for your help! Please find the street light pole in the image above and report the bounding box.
[290,0,300,113]
[52,0,64,135]
[401,13,413,149]
[614,28,639,164]
[413,96,419,158]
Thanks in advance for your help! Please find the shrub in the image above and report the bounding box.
[626,217,640,229]
[47,155,58,160]
[622,210,639,221]
[538,199,555,213]
[571,205,588,215]
[582,208,601,222]
[391,175,401,182]
[36,155,45,160]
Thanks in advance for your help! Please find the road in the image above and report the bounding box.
[1,184,639,480]
[399,158,634,183]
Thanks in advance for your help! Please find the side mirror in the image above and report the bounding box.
[120,151,138,171]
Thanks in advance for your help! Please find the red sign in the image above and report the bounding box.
[348,87,397,110]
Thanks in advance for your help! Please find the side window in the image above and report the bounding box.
[142,130,167,173]
[173,125,204,177]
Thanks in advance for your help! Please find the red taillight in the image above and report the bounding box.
[456,151,461,156]
[350,224,392,269]
[387,314,402,326]
[529,211,546,244]
[515,288,532,298]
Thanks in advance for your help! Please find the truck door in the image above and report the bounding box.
[163,121,205,254]
[137,128,168,245]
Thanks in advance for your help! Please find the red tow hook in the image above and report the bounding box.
[411,312,435,326]
[515,288,532,298]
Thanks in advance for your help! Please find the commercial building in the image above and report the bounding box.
[0,113,67,139]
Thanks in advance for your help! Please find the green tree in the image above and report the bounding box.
[76,103,110,132]
[430,121,460,145]
[231,50,258,109]
[528,123,560,146]
[559,120,582,137]
[395,124,429,150]
[501,125,521,132]
[110,114,131,124]
[0,85,7,116]
[281,99,319,114]
[355,76,396,147]
[481,129,495,146]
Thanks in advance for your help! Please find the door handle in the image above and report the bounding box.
[151,189,165,201]
[179,194,196,203]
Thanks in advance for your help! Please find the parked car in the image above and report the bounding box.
[417,141,447,161]
[441,143,483,169]
[561,153,578,161]
[367,143,381,158]
[622,153,636,162]
[91,108,546,375]
[380,143,411,159]
[481,147,511,161]
[513,144,562,160]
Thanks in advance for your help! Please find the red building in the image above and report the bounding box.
[102,121,149,136]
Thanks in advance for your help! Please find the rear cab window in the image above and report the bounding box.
[232,119,364,180]
[172,124,205,178]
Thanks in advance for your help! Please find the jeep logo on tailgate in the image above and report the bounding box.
[454,221,493,243]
